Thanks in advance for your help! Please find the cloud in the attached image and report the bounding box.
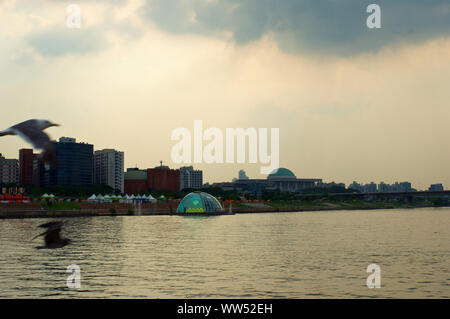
[142,0,450,55]
[26,27,109,57]
[12,0,450,58]
[0,0,144,58]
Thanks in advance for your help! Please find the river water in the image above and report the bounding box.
[0,207,448,298]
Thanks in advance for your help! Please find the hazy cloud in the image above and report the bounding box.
[0,0,143,58]
[143,0,450,55]
[9,0,450,57]
[26,27,109,57]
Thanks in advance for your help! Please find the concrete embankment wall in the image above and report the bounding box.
[0,202,177,218]
[0,202,423,219]
[0,202,275,218]
[0,202,240,218]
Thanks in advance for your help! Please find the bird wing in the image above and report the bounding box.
[39,221,64,229]
[41,144,58,168]
[34,222,64,242]
[0,128,15,137]
[44,227,63,246]
[11,121,52,151]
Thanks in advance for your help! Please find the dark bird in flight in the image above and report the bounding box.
[0,119,59,168]
[33,221,72,249]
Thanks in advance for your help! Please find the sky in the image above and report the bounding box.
[0,0,449,189]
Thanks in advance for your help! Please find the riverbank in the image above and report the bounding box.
[0,200,442,219]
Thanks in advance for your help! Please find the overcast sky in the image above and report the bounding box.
[1,0,449,189]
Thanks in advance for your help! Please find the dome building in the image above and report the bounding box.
[266,168,321,193]
[227,167,322,196]
[267,168,296,180]
[177,191,223,214]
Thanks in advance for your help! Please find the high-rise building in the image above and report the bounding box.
[94,149,124,193]
[378,182,389,193]
[147,162,180,192]
[32,154,44,186]
[42,137,94,186]
[351,181,415,193]
[181,166,203,189]
[348,181,363,192]
[0,153,19,184]
[363,182,377,193]
[393,182,412,192]
[180,166,203,191]
[19,149,34,185]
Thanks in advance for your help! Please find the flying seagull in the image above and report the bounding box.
[33,221,72,249]
[0,119,60,168]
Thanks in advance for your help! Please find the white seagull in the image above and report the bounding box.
[0,119,60,168]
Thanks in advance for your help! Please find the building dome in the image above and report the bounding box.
[177,192,223,213]
[268,168,296,179]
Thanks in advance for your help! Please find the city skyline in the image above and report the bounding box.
[1,143,447,192]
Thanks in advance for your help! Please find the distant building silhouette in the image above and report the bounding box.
[238,169,249,180]
[348,181,363,192]
[0,153,18,184]
[364,182,377,193]
[19,149,34,185]
[428,183,444,191]
[318,181,346,189]
[94,149,124,193]
[32,154,43,186]
[42,137,93,187]
[349,180,414,193]
[147,162,180,192]
[124,162,181,194]
[214,167,322,197]
[124,168,147,194]
[180,166,203,191]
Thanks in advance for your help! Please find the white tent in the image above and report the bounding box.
[148,195,157,203]
[115,195,123,203]
[87,194,97,203]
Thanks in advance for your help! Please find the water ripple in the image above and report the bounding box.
[0,208,449,298]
